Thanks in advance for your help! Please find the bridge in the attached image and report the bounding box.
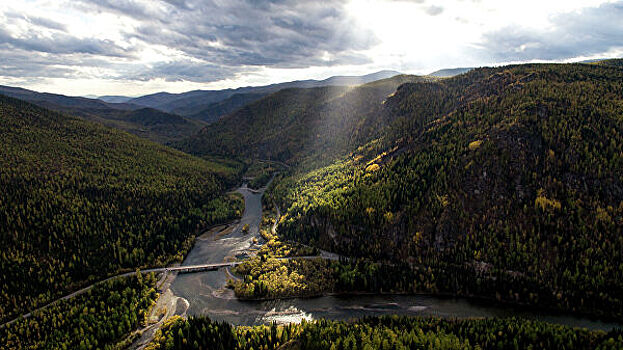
[0,261,245,328]
[162,262,242,274]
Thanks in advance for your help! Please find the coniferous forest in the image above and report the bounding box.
[0,95,243,324]
[3,0,623,348]
[270,62,623,320]
[146,315,623,350]
[1,273,158,349]
[1,60,623,349]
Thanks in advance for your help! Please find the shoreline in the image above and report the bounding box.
[231,289,623,327]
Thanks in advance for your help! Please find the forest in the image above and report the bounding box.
[0,272,158,349]
[146,315,623,350]
[174,75,428,167]
[2,59,623,348]
[0,95,244,324]
[270,61,623,320]
[245,161,279,190]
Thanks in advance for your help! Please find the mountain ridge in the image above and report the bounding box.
[269,61,623,319]
[0,85,204,143]
[129,70,403,120]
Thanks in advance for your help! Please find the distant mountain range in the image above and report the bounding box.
[0,85,204,143]
[98,95,134,103]
[0,71,406,139]
[0,69,464,141]
[174,74,430,162]
[125,70,403,122]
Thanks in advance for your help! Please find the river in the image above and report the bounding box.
[168,183,620,331]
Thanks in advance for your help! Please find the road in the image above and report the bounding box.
[0,255,331,329]
[0,261,241,328]
[0,173,338,331]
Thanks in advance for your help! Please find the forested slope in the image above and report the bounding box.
[0,85,205,143]
[1,273,158,349]
[175,75,428,166]
[272,62,623,319]
[0,95,243,323]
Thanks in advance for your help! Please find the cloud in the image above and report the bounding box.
[0,49,93,79]
[478,2,623,61]
[0,29,131,57]
[0,0,380,87]
[1,0,621,94]
[425,5,444,16]
[130,60,238,83]
[76,0,377,68]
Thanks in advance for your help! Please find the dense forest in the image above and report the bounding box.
[175,75,428,166]
[0,95,244,324]
[0,273,158,349]
[271,61,623,319]
[0,85,206,143]
[146,315,623,350]
[245,161,279,190]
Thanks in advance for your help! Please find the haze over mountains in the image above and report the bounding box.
[125,70,404,122]
[0,70,410,141]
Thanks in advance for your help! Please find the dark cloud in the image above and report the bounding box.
[130,60,237,83]
[425,5,444,16]
[479,2,623,61]
[0,27,131,57]
[4,12,68,31]
[26,16,68,32]
[1,0,380,83]
[0,49,96,79]
[77,0,377,69]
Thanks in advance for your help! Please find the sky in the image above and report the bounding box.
[1,0,622,96]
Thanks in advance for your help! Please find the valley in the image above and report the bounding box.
[1,60,622,349]
[3,1,623,348]
[154,180,622,331]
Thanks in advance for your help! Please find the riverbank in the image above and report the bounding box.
[161,178,622,332]
[146,314,623,350]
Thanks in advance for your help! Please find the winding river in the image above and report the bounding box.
[168,183,620,331]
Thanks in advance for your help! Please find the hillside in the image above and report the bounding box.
[189,92,267,123]
[0,85,203,143]
[176,74,429,165]
[130,70,402,118]
[0,95,243,323]
[86,107,206,144]
[270,62,623,319]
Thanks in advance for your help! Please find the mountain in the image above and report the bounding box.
[428,67,473,77]
[98,95,133,103]
[0,85,136,111]
[590,57,623,68]
[129,70,402,120]
[269,61,623,320]
[188,92,267,123]
[79,107,206,144]
[0,94,243,323]
[129,90,215,111]
[0,85,203,143]
[175,74,428,164]
[319,70,402,86]
[175,60,623,320]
